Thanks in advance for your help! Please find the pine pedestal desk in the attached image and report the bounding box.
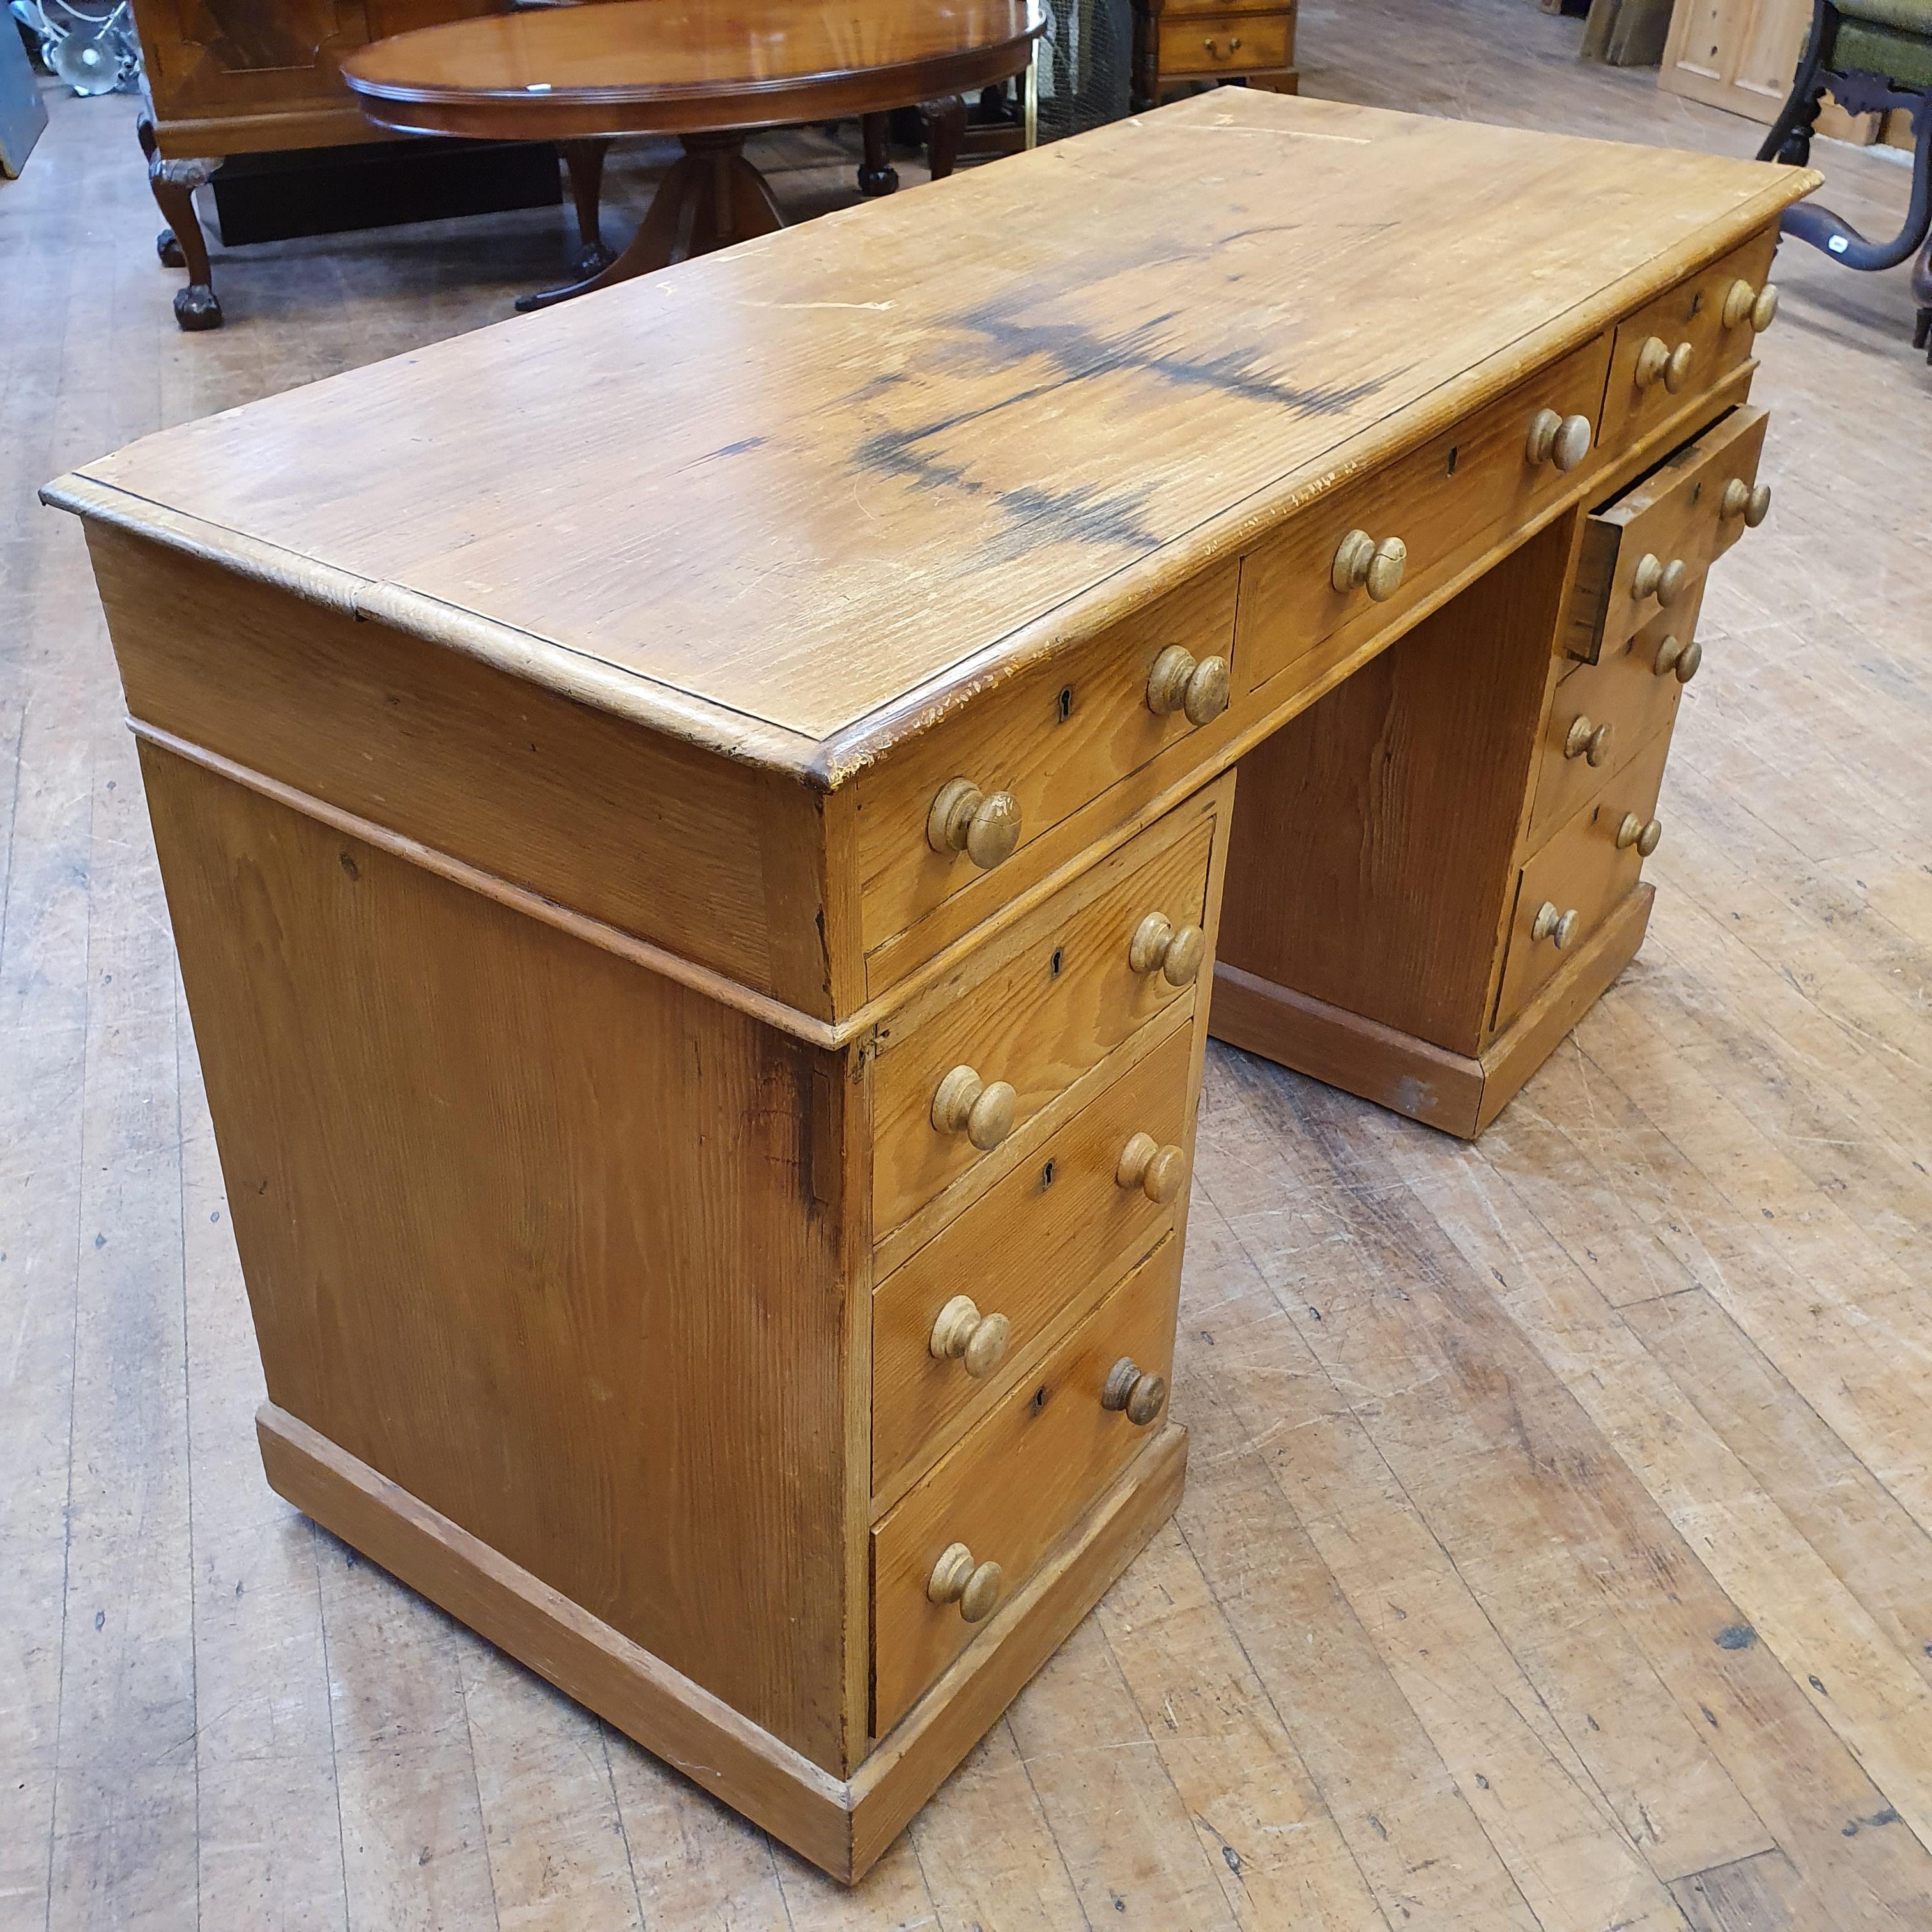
[45,92,1815,1883]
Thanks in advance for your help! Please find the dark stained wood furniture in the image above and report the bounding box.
[45,92,1815,1881]
[1131,0,1297,110]
[342,0,1044,307]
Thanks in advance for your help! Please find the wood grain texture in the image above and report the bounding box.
[48,92,1814,776]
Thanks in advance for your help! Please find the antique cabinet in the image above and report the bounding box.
[1131,0,1297,108]
[46,91,1813,1879]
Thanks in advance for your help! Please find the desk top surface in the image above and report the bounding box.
[54,91,1811,784]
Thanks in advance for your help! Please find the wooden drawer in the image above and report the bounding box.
[1529,576,1705,847]
[1160,11,1291,73]
[854,565,1239,965]
[871,1236,1181,1736]
[1239,333,1611,693]
[1563,404,1767,664]
[1597,230,1779,455]
[873,1019,1195,1501]
[870,781,1224,1238]
[1496,724,1673,1029]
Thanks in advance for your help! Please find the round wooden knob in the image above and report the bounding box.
[928,1543,1003,1622]
[1634,337,1694,394]
[931,1066,1017,1151]
[1128,911,1206,986]
[1531,901,1579,949]
[1631,553,1687,607]
[1616,813,1663,856]
[930,1295,1011,1377]
[1721,478,1771,527]
[1653,633,1702,683]
[1525,408,1592,472]
[1116,1131,1188,1206]
[926,778,1020,870]
[1332,529,1407,601]
[1751,284,1779,331]
[1562,716,1614,767]
[1722,278,1779,332]
[1101,1356,1167,1427]
[1146,645,1231,726]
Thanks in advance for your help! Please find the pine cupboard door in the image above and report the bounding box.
[1657,0,1833,127]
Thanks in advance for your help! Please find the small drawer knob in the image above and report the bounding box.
[1721,478,1771,527]
[928,1542,1003,1622]
[1631,553,1687,607]
[1332,528,1408,601]
[1531,901,1579,949]
[1722,278,1779,333]
[930,1295,1011,1377]
[1525,408,1592,472]
[1563,715,1614,767]
[1128,911,1206,986]
[1146,644,1231,726]
[1634,336,1694,394]
[1616,813,1663,856]
[1117,1130,1188,1206]
[1101,1356,1168,1427]
[927,778,1021,870]
[1653,633,1702,683]
[931,1065,1017,1151]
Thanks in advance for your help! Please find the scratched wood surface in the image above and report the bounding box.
[53,93,1807,772]
[5,4,1930,1923]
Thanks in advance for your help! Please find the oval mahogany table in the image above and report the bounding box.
[342,0,1044,308]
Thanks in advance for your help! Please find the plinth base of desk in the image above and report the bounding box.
[1209,885,1654,1138]
[257,1402,1186,1883]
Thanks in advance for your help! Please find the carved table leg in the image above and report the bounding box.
[859,112,898,197]
[138,111,222,330]
[560,139,617,278]
[919,94,968,181]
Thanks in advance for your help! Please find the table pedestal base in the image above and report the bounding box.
[516,130,784,310]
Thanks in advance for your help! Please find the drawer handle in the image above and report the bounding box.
[927,778,1021,871]
[1563,716,1614,767]
[1630,553,1687,607]
[1633,337,1694,395]
[928,1543,1003,1622]
[930,1294,1011,1377]
[1531,901,1579,950]
[1117,1131,1188,1206]
[1146,644,1231,726]
[1101,1356,1168,1427]
[1202,33,1241,52]
[1722,278,1779,333]
[1525,408,1593,473]
[931,1065,1017,1151]
[1721,479,1771,528]
[1332,529,1407,601]
[1653,633,1701,684]
[1616,813,1663,856]
[1128,911,1206,986]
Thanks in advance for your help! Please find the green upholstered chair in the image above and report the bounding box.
[1758,0,1932,357]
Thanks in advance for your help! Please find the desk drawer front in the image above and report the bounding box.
[873,1020,1195,1501]
[870,798,1218,1238]
[1565,404,1768,664]
[855,565,1239,964]
[1529,578,1705,847]
[1239,334,1611,693]
[1597,232,1779,454]
[871,1237,1181,1736]
[1160,12,1291,72]
[1498,724,1672,1028]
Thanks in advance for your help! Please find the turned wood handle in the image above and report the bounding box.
[1630,553,1687,607]
[1525,407,1592,472]
[1721,478,1771,527]
[1101,1356,1167,1426]
[929,1294,1011,1377]
[1331,528,1407,601]
[926,777,1021,870]
[1117,1130,1188,1206]
[1722,278,1779,332]
[1146,644,1230,726]
[1616,813,1662,856]
[931,1065,1017,1150]
[1634,336,1694,394]
[1128,911,1206,986]
[1653,633,1702,683]
[1531,901,1579,949]
[928,1542,1003,1621]
[1563,715,1614,767]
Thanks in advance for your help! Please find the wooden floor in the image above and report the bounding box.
[4,1,1930,1924]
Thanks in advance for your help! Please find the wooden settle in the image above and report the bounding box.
[43,89,1817,1880]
